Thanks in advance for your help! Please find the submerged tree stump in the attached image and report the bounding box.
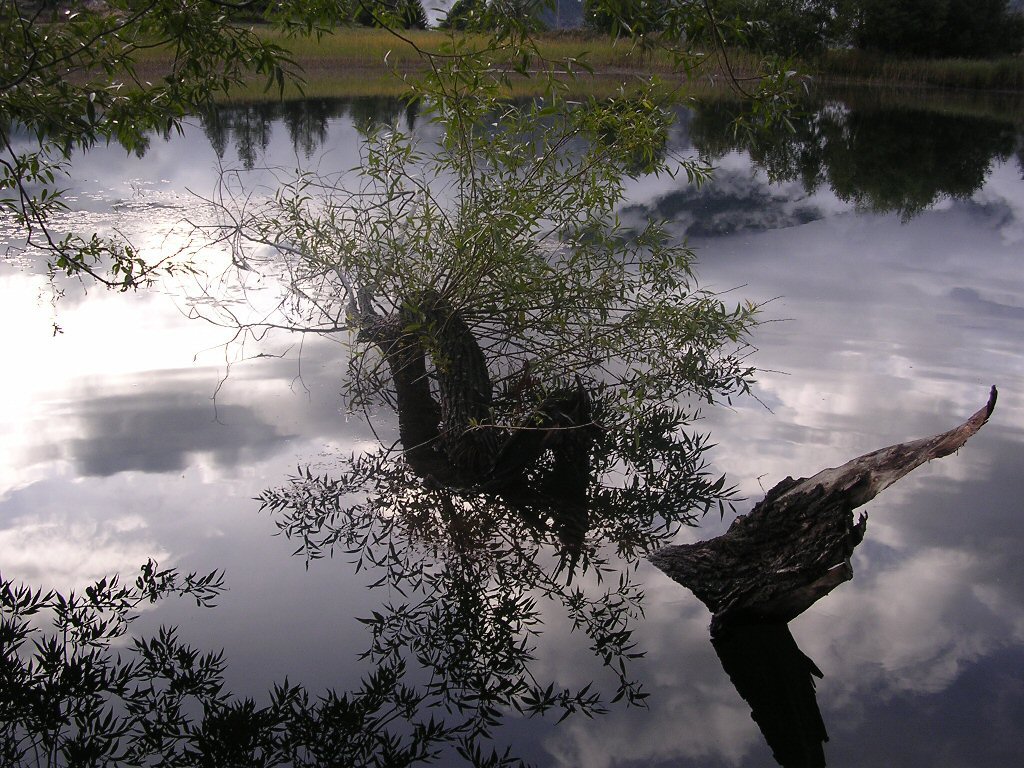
[650,387,997,636]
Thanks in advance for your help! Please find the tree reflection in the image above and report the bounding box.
[201,103,275,170]
[713,623,828,768]
[198,96,420,169]
[2,387,736,766]
[689,98,1020,220]
[5,54,765,766]
[252,334,738,760]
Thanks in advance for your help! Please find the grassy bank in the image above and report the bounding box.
[244,28,1024,96]
[130,26,765,101]
[128,25,1024,101]
[818,49,1024,92]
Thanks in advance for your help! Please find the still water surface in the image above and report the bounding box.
[2,94,1023,766]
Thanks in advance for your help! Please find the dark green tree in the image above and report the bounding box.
[353,0,429,29]
[938,0,1024,57]
[854,0,1024,57]
[583,0,670,37]
[701,0,1024,58]
[688,97,1019,220]
[440,0,490,30]
[854,0,953,56]
[710,0,853,56]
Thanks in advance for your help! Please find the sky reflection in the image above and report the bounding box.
[475,96,1024,764]
[2,97,1023,766]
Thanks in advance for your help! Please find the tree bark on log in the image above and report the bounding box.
[357,306,456,484]
[649,387,997,636]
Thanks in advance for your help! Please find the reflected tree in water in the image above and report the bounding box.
[689,98,1020,220]
[200,104,275,172]
[1,561,525,766]
[279,100,335,160]
[1,395,736,766]
[181,35,762,767]
[3,37,768,768]
[198,97,421,169]
[254,389,734,757]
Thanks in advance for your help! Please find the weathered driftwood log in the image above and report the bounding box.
[650,387,997,636]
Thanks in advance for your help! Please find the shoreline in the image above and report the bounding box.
[120,27,1024,106]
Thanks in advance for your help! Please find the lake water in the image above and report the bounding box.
[2,92,1023,766]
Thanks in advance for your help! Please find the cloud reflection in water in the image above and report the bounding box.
[2,96,1024,766]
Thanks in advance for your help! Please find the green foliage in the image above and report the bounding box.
[196,30,770,753]
[854,0,1024,58]
[244,375,745,761]
[440,0,491,31]
[694,1,1024,59]
[485,0,555,34]
[255,414,728,721]
[207,72,757,422]
[710,0,852,57]
[1,562,229,765]
[581,0,755,57]
[0,561,536,766]
[351,0,430,30]
[583,0,672,36]
[0,0,301,292]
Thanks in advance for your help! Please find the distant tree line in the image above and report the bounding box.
[361,0,1024,60]
[351,0,429,30]
[439,0,490,30]
[315,0,1024,58]
[19,1,1020,56]
[202,0,430,30]
[850,0,1024,58]
[580,0,1024,59]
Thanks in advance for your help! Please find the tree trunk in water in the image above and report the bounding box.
[650,387,997,636]
[355,290,598,495]
[357,307,457,484]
